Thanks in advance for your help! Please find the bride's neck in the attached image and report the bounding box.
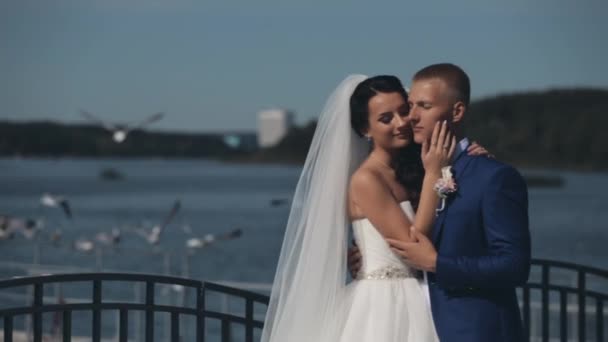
[369,148,398,170]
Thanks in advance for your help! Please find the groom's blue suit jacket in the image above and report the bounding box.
[428,150,531,342]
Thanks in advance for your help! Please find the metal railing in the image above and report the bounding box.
[0,258,606,341]
[520,259,607,342]
[0,273,268,342]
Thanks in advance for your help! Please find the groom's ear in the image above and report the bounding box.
[451,101,466,124]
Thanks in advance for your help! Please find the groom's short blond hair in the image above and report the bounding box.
[413,63,471,106]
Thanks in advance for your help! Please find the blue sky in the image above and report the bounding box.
[1,0,606,132]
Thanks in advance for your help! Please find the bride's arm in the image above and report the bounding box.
[350,122,456,244]
[411,171,442,236]
[350,170,415,243]
[412,121,456,237]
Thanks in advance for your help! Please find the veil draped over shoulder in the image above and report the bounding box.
[261,75,369,341]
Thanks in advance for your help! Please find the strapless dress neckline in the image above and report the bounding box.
[351,200,412,224]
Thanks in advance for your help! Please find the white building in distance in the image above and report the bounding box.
[257,109,294,148]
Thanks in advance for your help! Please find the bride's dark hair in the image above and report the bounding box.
[349,75,424,208]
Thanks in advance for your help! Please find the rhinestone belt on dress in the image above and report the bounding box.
[355,265,415,280]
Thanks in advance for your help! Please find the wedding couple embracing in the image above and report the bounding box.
[261,63,531,342]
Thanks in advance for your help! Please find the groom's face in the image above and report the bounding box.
[408,78,454,144]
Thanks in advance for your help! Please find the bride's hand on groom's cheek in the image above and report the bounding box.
[421,121,456,174]
[387,231,437,273]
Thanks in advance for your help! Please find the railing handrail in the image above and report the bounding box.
[0,258,604,290]
[0,272,203,289]
[0,303,200,317]
[531,258,608,278]
[524,283,608,300]
[204,281,270,303]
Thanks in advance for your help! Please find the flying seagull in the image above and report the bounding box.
[95,228,121,246]
[0,214,40,240]
[0,215,18,240]
[73,238,95,253]
[135,200,181,245]
[186,228,243,249]
[80,109,164,143]
[40,193,72,219]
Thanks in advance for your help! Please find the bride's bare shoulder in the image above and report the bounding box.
[349,165,384,219]
[349,164,388,199]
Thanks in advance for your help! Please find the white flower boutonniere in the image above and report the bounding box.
[434,166,457,215]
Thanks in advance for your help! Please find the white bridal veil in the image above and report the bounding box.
[261,74,369,341]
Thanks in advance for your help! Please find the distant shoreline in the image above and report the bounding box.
[1,155,605,175]
[2,87,608,172]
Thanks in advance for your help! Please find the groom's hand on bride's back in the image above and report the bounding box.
[348,244,362,278]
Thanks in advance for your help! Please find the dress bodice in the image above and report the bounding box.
[352,201,416,280]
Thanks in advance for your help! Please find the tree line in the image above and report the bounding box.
[1,88,607,170]
[0,121,242,158]
[253,88,608,170]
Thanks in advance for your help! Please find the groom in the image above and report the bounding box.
[351,63,531,341]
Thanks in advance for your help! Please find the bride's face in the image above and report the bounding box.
[365,92,412,150]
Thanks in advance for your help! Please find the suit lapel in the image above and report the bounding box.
[431,153,474,244]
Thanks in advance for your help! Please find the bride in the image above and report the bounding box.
[261,75,485,341]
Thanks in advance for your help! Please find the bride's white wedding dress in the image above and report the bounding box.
[339,201,439,342]
[261,76,439,342]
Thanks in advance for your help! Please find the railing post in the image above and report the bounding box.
[92,279,102,342]
[4,316,13,342]
[578,271,586,342]
[246,298,254,342]
[118,308,128,342]
[145,281,155,342]
[559,290,567,342]
[171,312,180,342]
[33,282,43,342]
[221,319,231,341]
[541,264,549,342]
[63,310,72,342]
[597,299,604,342]
[197,285,205,342]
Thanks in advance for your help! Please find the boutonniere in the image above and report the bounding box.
[434,166,458,215]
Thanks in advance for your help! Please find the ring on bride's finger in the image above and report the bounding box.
[442,145,449,149]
